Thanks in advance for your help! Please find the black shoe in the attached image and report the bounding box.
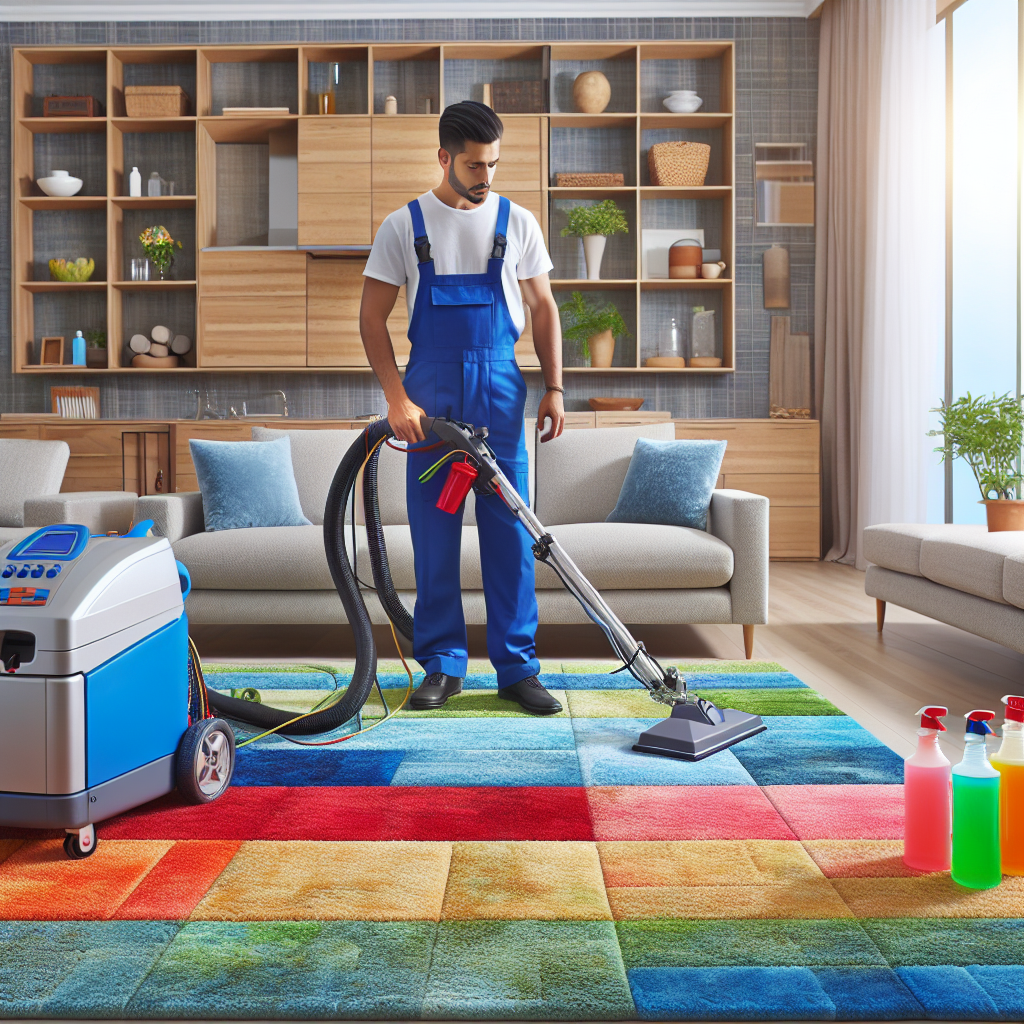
[497,676,563,715]
[408,672,463,710]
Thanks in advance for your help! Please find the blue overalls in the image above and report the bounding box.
[403,195,541,688]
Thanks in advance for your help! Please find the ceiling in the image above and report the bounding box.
[0,0,822,22]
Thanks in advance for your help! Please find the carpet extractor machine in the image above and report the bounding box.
[0,523,234,859]
[209,415,766,761]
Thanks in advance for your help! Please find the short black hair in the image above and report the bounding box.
[438,101,504,155]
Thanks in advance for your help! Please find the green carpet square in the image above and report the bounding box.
[126,921,437,1018]
[616,919,887,969]
[863,918,1024,967]
[423,920,636,1020]
[565,688,843,718]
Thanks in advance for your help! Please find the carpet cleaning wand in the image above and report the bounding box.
[416,417,766,761]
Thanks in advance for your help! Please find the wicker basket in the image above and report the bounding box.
[124,85,188,118]
[555,172,626,187]
[648,141,711,186]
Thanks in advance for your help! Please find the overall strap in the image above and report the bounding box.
[407,199,432,264]
[490,195,511,260]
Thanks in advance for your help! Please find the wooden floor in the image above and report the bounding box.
[192,560,1022,759]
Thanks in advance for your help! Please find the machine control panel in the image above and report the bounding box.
[1,526,90,608]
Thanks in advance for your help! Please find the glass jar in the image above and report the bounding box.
[658,317,682,359]
[130,258,150,281]
[691,306,716,359]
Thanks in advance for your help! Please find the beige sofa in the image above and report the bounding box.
[865,523,1024,652]
[138,423,770,654]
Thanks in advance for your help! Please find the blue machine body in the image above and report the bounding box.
[0,525,192,830]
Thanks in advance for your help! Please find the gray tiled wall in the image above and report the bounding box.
[0,16,817,421]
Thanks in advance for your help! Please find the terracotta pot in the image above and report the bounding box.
[582,234,606,280]
[573,70,611,114]
[588,329,615,368]
[983,499,1024,532]
[669,239,702,279]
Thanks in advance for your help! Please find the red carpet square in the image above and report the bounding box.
[587,787,796,841]
[763,785,904,840]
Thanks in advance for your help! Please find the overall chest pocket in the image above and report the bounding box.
[429,285,496,349]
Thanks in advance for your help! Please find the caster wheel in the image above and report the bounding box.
[63,824,96,860]
[177,717,235,804]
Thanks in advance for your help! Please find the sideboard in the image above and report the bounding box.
[0,415,820,559]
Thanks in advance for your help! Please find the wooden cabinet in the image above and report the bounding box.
[494,117,544,191]
[674,419,821,560]
[40,423,128,493]
[198,252,308,367]
[123,432,172,496]
[298,117,371,244]
[371,118,442,193]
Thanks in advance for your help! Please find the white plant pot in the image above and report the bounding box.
[583,234,607,281]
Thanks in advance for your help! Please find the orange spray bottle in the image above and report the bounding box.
[903,705,952,871]
[991,695,1024,875]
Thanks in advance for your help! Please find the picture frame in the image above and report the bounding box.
[40,336,64,366]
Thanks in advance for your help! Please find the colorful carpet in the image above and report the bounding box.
[1,659,1022,1020]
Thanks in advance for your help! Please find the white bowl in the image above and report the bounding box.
[663,93,703,113]
[37,170,83,197]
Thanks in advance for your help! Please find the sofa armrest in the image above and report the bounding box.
[709,489,769,625]
[137,492,204,542]
[24,491,138,535]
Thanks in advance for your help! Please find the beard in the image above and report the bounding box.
[447,162,489,204]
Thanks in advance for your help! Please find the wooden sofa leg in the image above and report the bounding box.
[742,624,754,660]
[876,599,886,633]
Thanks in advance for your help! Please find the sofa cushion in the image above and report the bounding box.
[862,522,966,577]
[1003,553,1024,610]
[0,439,69,527]
[535,423,675,526]
[174,520,732,593]
[919,527,1024,605]
[252,426,363,525]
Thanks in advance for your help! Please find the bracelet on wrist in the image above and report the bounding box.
[545,384,565,394]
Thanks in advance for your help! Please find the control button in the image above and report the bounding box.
[52,564,61,574]
[46,568,58,579]
[16,567,29,578]
[1,566,13,579]
[30,566,44,578]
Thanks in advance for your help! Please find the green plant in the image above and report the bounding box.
[559,199,630,238]
[928,391,1024,500]
[558,291,632,360]
[139,225,182,277]
[85,329,106,349]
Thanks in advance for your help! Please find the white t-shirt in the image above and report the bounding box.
[363,190,553,336]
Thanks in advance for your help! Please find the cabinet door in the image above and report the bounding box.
[307,259,366,366]
[371,118,441,193]
[123,432,171,496]
[298,117,371,193]
[40,424,123,492]
[495,117,544,191]
[172,423,253,493]
[299,193,371,245]
[198,252,308,367]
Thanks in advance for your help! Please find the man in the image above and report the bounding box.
[360,100,565,714]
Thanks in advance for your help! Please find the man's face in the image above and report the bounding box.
[439,139,501,204]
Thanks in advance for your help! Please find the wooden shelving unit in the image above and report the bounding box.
[11,40,734,374]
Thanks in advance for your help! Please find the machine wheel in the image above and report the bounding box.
[177,718,235,804]
[63,824,96,860]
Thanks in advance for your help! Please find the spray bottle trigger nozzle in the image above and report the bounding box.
[965,709,996,736]
[917,706,948,731]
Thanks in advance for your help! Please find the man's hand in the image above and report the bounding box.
[388,391,427,443]
[537,389,565,442]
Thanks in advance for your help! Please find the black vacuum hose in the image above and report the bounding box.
[208,419,400,736]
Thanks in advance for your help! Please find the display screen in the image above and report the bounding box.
[21,531,79,557]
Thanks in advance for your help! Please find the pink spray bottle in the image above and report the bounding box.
[903,705,952,871]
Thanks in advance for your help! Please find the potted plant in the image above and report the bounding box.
[928,391,1024,531]
[85,328,107,369]
[139,225,182,280]
[558,291,632,368]
[560,199,629,281]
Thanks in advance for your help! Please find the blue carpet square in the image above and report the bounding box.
[231,748,405,786]
[896,966,1001,1020]
[728,716,905,785]
[811,967,924,1020]
[207,670,342,691]
[685,672,808,690]
[628,966,834,1020]
[389,749,583,787]
[966,966,1024,1020]
[572,718,757,786]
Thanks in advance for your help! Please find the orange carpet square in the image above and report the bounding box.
[190,840,452,921]
[831,874,1024,918]
[114,840,242,920]
[802,839,934,878]
[441,841,612,920]
[0,839,172,920]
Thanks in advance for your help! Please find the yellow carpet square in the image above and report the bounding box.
[831,874,1024,918]
[441,841,612,921]
[191,841,452,921]
[597,840,823,887]
[802,839,932,878]
[565,691,671,719]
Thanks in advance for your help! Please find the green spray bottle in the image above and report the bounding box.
[951,709,1001,889]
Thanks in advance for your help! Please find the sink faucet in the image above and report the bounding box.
[274,390,289,417]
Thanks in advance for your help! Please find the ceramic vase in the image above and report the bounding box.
[573,71,611,113]
[983,499,1024,532]
[588,329,615,368]
[583,234,606,280]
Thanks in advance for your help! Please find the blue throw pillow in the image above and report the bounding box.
[190,437,312,532]
[606,437,727,531]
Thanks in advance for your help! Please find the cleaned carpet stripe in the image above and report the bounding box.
[763,785,905,840]
[232,748,405,787]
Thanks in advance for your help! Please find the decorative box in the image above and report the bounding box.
[492,81,545,114]
[124,86,188,118]
[555,173,626,187]
[43,96,102,117]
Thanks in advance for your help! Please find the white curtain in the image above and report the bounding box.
[815,0,944,568]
